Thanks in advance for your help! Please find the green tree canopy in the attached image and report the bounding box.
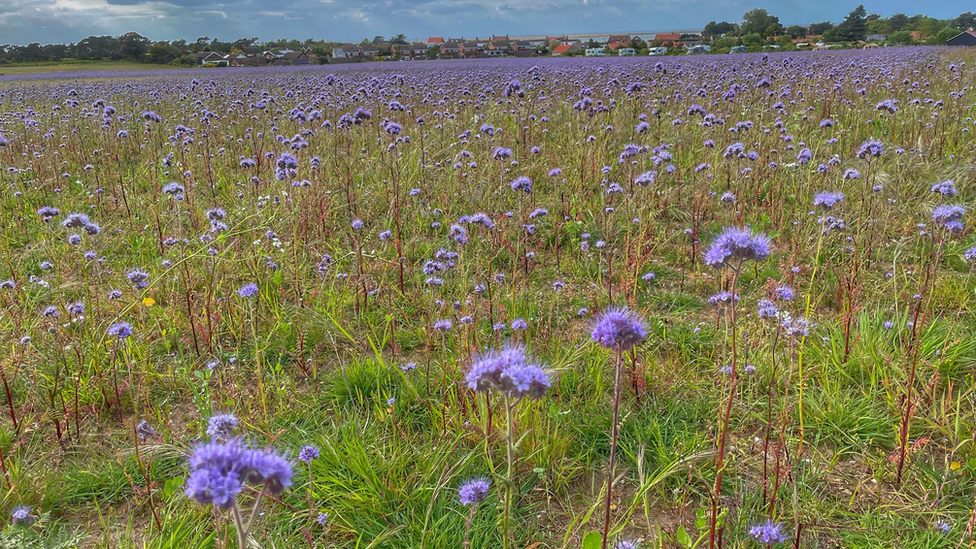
[741,9,780,36]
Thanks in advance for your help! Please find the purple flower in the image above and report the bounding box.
[185,440,293,507]
[10,505,35,526]
[127,269,150,289]
[511,318,528,331]
[510,176,532,194]
[137,420,157,441]
[856,139,883,160]
[813,191,844,210]
[776,285,795,301]
[703,227,772,269]
[206,413,239,440]
[781,316,811,338]
[492,147,512,160]
[931,180,957,197]
[237,283,259,298]
[458,477,491,507]
[591,307,647,351]
[62,212,91,228]
[932,205,964,229]
[965,246,976,262]
[37,206,60,221]
[748,520,788,546]
[757,299,778,319]
[635,171,656,187]
[298,445,320,464]
[466,343,550,399]
[434,319,452,333]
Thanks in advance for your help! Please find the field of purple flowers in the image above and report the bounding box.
[1,47,975,549]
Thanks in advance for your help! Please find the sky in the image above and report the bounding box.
[0,0,972,46]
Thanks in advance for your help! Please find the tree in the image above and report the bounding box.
[372,35,385,45]
[808,21,833,35]
[833,4,867,41]
[765,22,783,37]
[703,21,735,37]
[888,13,910,31]
[426,45,439,60]
[952,12,976,30]
[929,26,960,45]
[391,34,407,44]
[785,25,806,38]
[118,32,150,60]
[548,39,561,51]
[915,17,942,39]
[887,30,913,45]
[741,9,779,36]
[867,19,891,35]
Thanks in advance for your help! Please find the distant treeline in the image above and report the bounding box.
[0,35,345,66]
[703,7,976,45]
[2,8,974,66]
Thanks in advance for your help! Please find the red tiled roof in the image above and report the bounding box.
[656,33,680,41]
[427,37,444,43]
[553,44,572,54]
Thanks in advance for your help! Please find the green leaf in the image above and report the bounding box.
[164,476,185,499]
[695,508,708,530]
[676,526,692,548]
[272,269,283,285]
[582,531,603,549]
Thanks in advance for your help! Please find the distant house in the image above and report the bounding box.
[198,51,229,66]
[278,49,315,65]
[488,41,510,54]
[231,53,261,67]
[648,46,668,55]
[461,42,485,57]
[946,29,976,47]
[617,48,636,56]
[686,44,711,54]
[360,45,380,58]
[729,45,748,54]
[585,48,606,57]
[491,35,510,43]
[552,44,580,55]
[401,43,428,60]
[440,42,461,56]
[332,45,362,59]
[655,33,680,42]
[866,34,886,42]
[512,40,533,52]
[427,37,444,44]
[607,35,631,50]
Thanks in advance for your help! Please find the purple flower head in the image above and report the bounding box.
[38,206,60,221]
[703,227,772,269]
[781,315,811,338]
[206,413,239,440]
[137,419,157,441]
[62,212,91,229]
[965,246,976,262]
[185,439,293,507]
[236,283,258,298]
[127,269,150,289]
[935,520,951,534]
[932,205,964,228]
[10,505,35,526]
[707,291,739,306]
[757,299,778,319]
[856,139,883,160]
[635,171,656,187]
[510,176,532,194]
[466,343,550,399]
[298,445,320,464]
[813,191,844,210]
[591,307,647,351]
[748,520,788,546]
[458,477,491,507]
[931,180,957,197]
[775,285,795,301]
[434,319,452,333]
[492,147,512,160]
[511,318,528,331]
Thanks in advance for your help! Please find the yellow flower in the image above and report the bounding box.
[142,297,156,307]
[950,461,961,471]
